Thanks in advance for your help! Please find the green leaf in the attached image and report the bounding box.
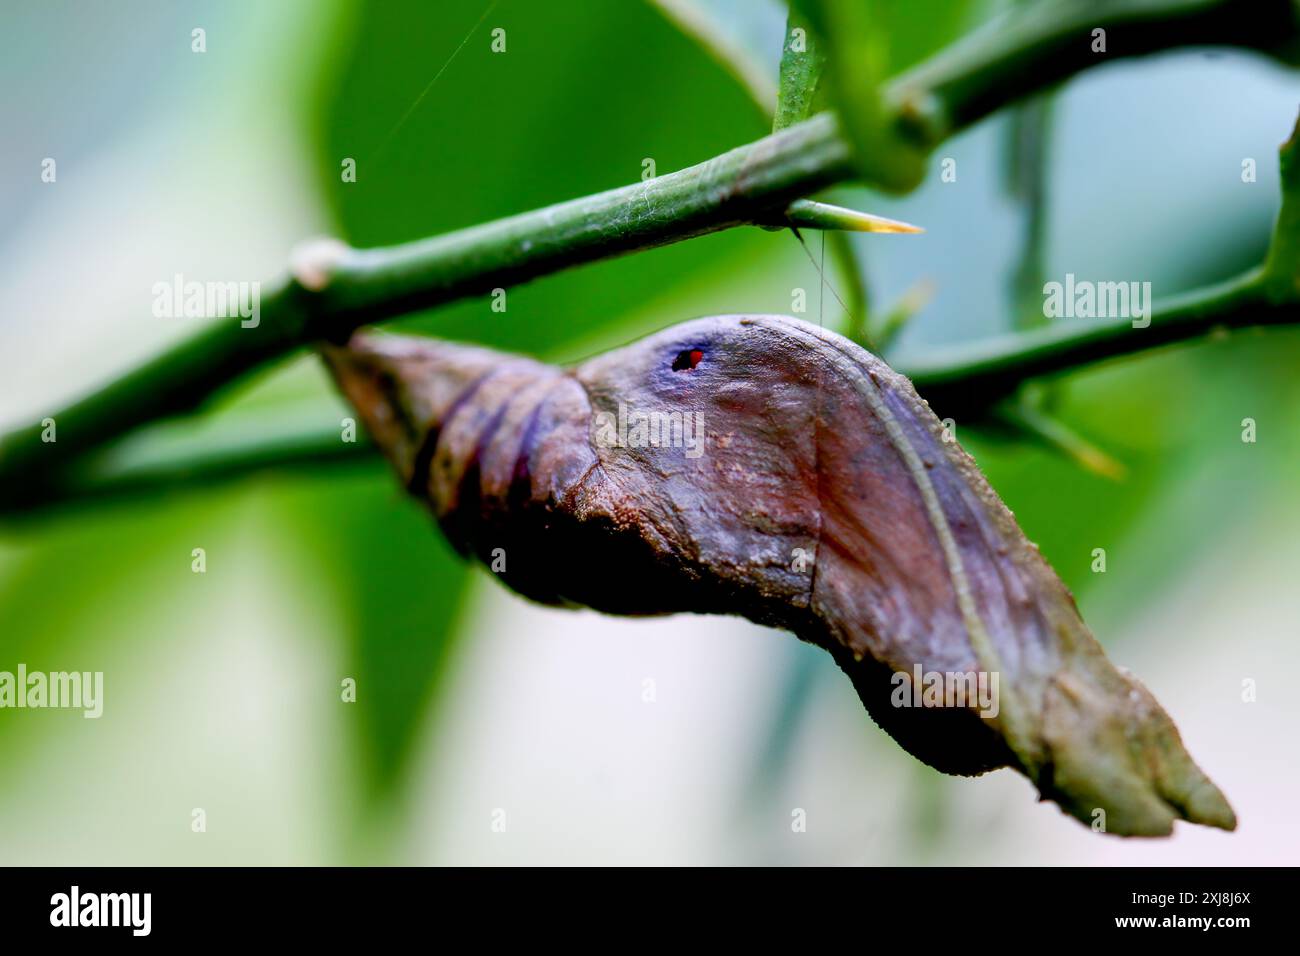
[288,474,470,806]
[774,9,828,131]
[879,0,982,73]
[0,498,247,758]
[646,0,783,117]
[315,0,772,357]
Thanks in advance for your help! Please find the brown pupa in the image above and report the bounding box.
[323,314,1234,837]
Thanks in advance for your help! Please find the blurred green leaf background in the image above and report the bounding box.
[1,0,1297,864]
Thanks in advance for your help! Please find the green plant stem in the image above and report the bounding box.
[902,268,1292,412]
[8,267,1294,519]
[0,0,1293,495]
[2,421,378,521]
[889,0,1299,143]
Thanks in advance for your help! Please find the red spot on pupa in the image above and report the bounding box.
[672,349,704,371]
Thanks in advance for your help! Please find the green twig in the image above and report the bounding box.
[901,268,1289,413]
[0,0,1294,496]
[2,413,377,520]
[6,265,1292,520]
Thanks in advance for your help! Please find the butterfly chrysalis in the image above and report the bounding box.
[324,314,1234,837]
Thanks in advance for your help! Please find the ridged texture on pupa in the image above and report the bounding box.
[323,315,1235,837]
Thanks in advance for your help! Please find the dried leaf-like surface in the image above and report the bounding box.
[325,315,1234,836]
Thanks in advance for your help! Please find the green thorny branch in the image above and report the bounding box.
[3,0,1300,516]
